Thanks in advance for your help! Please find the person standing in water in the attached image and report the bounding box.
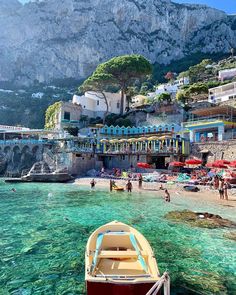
[126,180,133,193]
[138,174,143,189]
[110,180,113,192]
[90,179,96,189]
[164,189,170,202]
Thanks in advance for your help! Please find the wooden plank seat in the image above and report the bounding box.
[98,250,148,259]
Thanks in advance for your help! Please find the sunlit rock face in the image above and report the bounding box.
[0,0,235,86]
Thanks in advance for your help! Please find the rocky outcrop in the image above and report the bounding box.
[165,210,236,229]
[0,0,235,86]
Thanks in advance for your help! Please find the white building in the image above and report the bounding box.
[54,102,82,130]
[155,77,189,97]
[218,68,236,81]
[72,91,125,118]
[208,82,236,104]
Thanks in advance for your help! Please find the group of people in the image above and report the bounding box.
[91,174,170,202]
[212,176,229,200]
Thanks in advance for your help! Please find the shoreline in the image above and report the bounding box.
[74,177,236,208]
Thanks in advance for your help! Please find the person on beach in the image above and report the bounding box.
[90,179,96,189]
[110,180,113,192]
[223,180,229,200]
[218,178,224,199]
[214,176,219,190]
[159,184,164,190]
[126,180,133,193]
[138,174,143,189]
[164,189,170,202]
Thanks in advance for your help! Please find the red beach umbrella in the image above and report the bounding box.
[169,161,185,167]
[137,162,151,169]
[229,161,236,168]
[214,160,230,165]
[212,163,228,169]
[185,159,202,165]
[206,163,213,168]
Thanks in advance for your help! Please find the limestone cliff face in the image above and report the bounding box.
[0,0,235,85]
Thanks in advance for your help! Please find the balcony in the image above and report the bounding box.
[209,88,236,99]
[183,115,233,127]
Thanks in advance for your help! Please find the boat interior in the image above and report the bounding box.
[87,227,158,279]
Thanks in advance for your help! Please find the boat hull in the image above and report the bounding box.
[87,281,159,295]
[21,173,73,183]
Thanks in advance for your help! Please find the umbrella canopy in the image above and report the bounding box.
[159,135,172,140]
[127,138,136,142]
[118,139,126,143]
[185,159,202,165]
[212,162,228,169]
[137,162,152,169]
[214,160,230,165]
[229,161,236,168]
[169,161,185,167]
[206,163,213,168]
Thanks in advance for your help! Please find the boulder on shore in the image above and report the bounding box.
[165,210,236,229]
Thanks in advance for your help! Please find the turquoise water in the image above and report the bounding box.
[0,180,235,295]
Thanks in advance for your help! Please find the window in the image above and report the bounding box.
[117,102,120,109]
[97,100,100,106]
[64,111,70,120]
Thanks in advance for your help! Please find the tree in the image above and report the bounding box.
[79,73,117,124]
[93,55,152,115]
[45,101,61,129]
[64,126,79,136]
[164,71,174,81]
[176,90,189,104]
[155,93,172,102]
[126,86,139,111]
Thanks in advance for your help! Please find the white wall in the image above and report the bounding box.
[73,91,124,117]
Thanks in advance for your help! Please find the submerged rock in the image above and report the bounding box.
[165,210,236,229]
[224,232,236,241]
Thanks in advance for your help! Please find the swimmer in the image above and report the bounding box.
[164,189,170,202]
[11,188,16,193]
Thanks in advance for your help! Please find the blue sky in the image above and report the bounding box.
[174,1,235,14]
[19,1,235,14]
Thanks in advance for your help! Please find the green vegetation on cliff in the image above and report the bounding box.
[45,101,62,129]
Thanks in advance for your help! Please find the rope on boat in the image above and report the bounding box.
[145,272,170,295]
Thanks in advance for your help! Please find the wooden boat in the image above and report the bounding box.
[112,184,125,191]
[85,221,170,295]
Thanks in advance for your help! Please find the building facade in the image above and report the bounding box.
[218,68,236,82]
[73,91,125,118]
[184,106,236,142]
[55,102,82,130]
[208,82,236,104]
[74,124,189,169]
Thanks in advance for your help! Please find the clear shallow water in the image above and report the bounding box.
[0,180,235,295]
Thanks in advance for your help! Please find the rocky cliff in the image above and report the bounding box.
[0,0,236,86]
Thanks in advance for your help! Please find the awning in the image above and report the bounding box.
[200,149,209,153]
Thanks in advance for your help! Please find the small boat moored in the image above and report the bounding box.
[85,220,170,295]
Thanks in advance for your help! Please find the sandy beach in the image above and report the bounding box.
[75,177,236,208]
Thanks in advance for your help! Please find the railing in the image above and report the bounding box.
[96,147,181,155]
[209,88,236,98]
[0,139,47,145]
[145,272,170,295]
[183,116,233,126]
